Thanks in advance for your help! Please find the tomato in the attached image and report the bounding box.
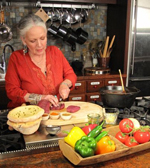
[115,131,129,144]
[119,118,134,133]
[124,136,139,147]
[134,130,150,144]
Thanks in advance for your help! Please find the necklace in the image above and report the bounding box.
[31,54,44,65]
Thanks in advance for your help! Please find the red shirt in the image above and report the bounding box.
[5,46,77,108]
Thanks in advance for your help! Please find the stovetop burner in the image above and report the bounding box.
[95,97,150,126]
[118,97,150,126]
[0,109,26,153]
[0,134,25,152]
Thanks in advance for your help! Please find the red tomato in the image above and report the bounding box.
[119,118,134,133]
[124,136,139,147]
[134,130,150,144]
[115,131,129,144]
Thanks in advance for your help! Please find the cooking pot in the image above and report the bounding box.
[57,24,68,39]
[65,8,77,24]
[76,27,88,45]
[48,24,58,37]
[64,27,78,44]
[0,9,12,43]
[74,9,88,23]
[100,86,140,108]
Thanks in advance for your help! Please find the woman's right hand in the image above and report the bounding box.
[42,95,59,107]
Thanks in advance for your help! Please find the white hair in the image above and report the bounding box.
[17,14,47,37]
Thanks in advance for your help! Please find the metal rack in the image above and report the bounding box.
[36,0,95,9]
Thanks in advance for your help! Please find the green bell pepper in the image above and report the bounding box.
[75,136,97,158]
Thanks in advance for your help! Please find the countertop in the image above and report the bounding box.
[0,146,150,168]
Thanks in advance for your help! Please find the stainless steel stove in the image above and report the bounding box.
[95,96,150,125]
[117,97,150,125]
[0,109,67,160]
[1,97,150,159]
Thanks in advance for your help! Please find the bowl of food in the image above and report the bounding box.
[60,112,72,120]
[42,113,49,120]
[7,105,44,135]
[104,108,119,125]
[49,112,60,120]
[46,125,61,135]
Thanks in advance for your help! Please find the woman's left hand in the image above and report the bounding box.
[59,83,70,100]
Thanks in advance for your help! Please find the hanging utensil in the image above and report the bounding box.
[119,69,126,93]
[65,7,76,24]
[0,8,12,43]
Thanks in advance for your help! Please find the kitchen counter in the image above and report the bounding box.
[0,147,150,167]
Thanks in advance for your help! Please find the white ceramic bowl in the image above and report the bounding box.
[61,112,72,120]
[42,113,49,120]
[49,112,60,120]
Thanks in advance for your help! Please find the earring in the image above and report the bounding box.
[23,45,28,55]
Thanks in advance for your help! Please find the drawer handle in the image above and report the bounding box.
[72,97,82,100]
[108,81,117,84]
[90,95,100,99]
[90,82,100,85]
[75,86,79,90]
[75,83,82,86]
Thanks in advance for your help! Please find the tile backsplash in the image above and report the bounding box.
[0,4,107,67]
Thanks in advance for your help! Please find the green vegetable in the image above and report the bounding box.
[75,136,97,158]
[87,120,105,138]
[95,131,108,142]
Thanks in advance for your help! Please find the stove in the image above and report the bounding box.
[1,97,150,159]
[95,96,150,126]
[0,109,67,160]
[117,97,150,125]
[0,109,26,153]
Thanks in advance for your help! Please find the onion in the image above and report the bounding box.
[129,118,140,129]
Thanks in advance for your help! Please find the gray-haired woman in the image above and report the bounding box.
[5,14,77,108]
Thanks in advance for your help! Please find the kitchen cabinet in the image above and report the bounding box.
[0,74,126,109]
[69,74,126,102]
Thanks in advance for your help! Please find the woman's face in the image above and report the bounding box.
[22,26,47,56]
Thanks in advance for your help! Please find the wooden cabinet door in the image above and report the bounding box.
[70,81,86,94]
[86,80,104,93]
[86,92,101,102]
[68,94,86,101]
[104,78,126,86]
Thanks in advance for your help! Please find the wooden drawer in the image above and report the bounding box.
[68,94,86,101]
[70,81,86,94]
[86,93,101,102]
[104,78,126,86]
[104,78,121,86]
[86,80,104,93]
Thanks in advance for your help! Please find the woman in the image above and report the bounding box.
[5,14,77,108]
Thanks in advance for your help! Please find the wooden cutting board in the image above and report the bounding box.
[41,101,104,126]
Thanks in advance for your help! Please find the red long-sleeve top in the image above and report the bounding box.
[5,46,77,108]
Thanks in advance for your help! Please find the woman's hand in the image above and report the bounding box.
[59,83,70,100]
[42,95,59,107]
